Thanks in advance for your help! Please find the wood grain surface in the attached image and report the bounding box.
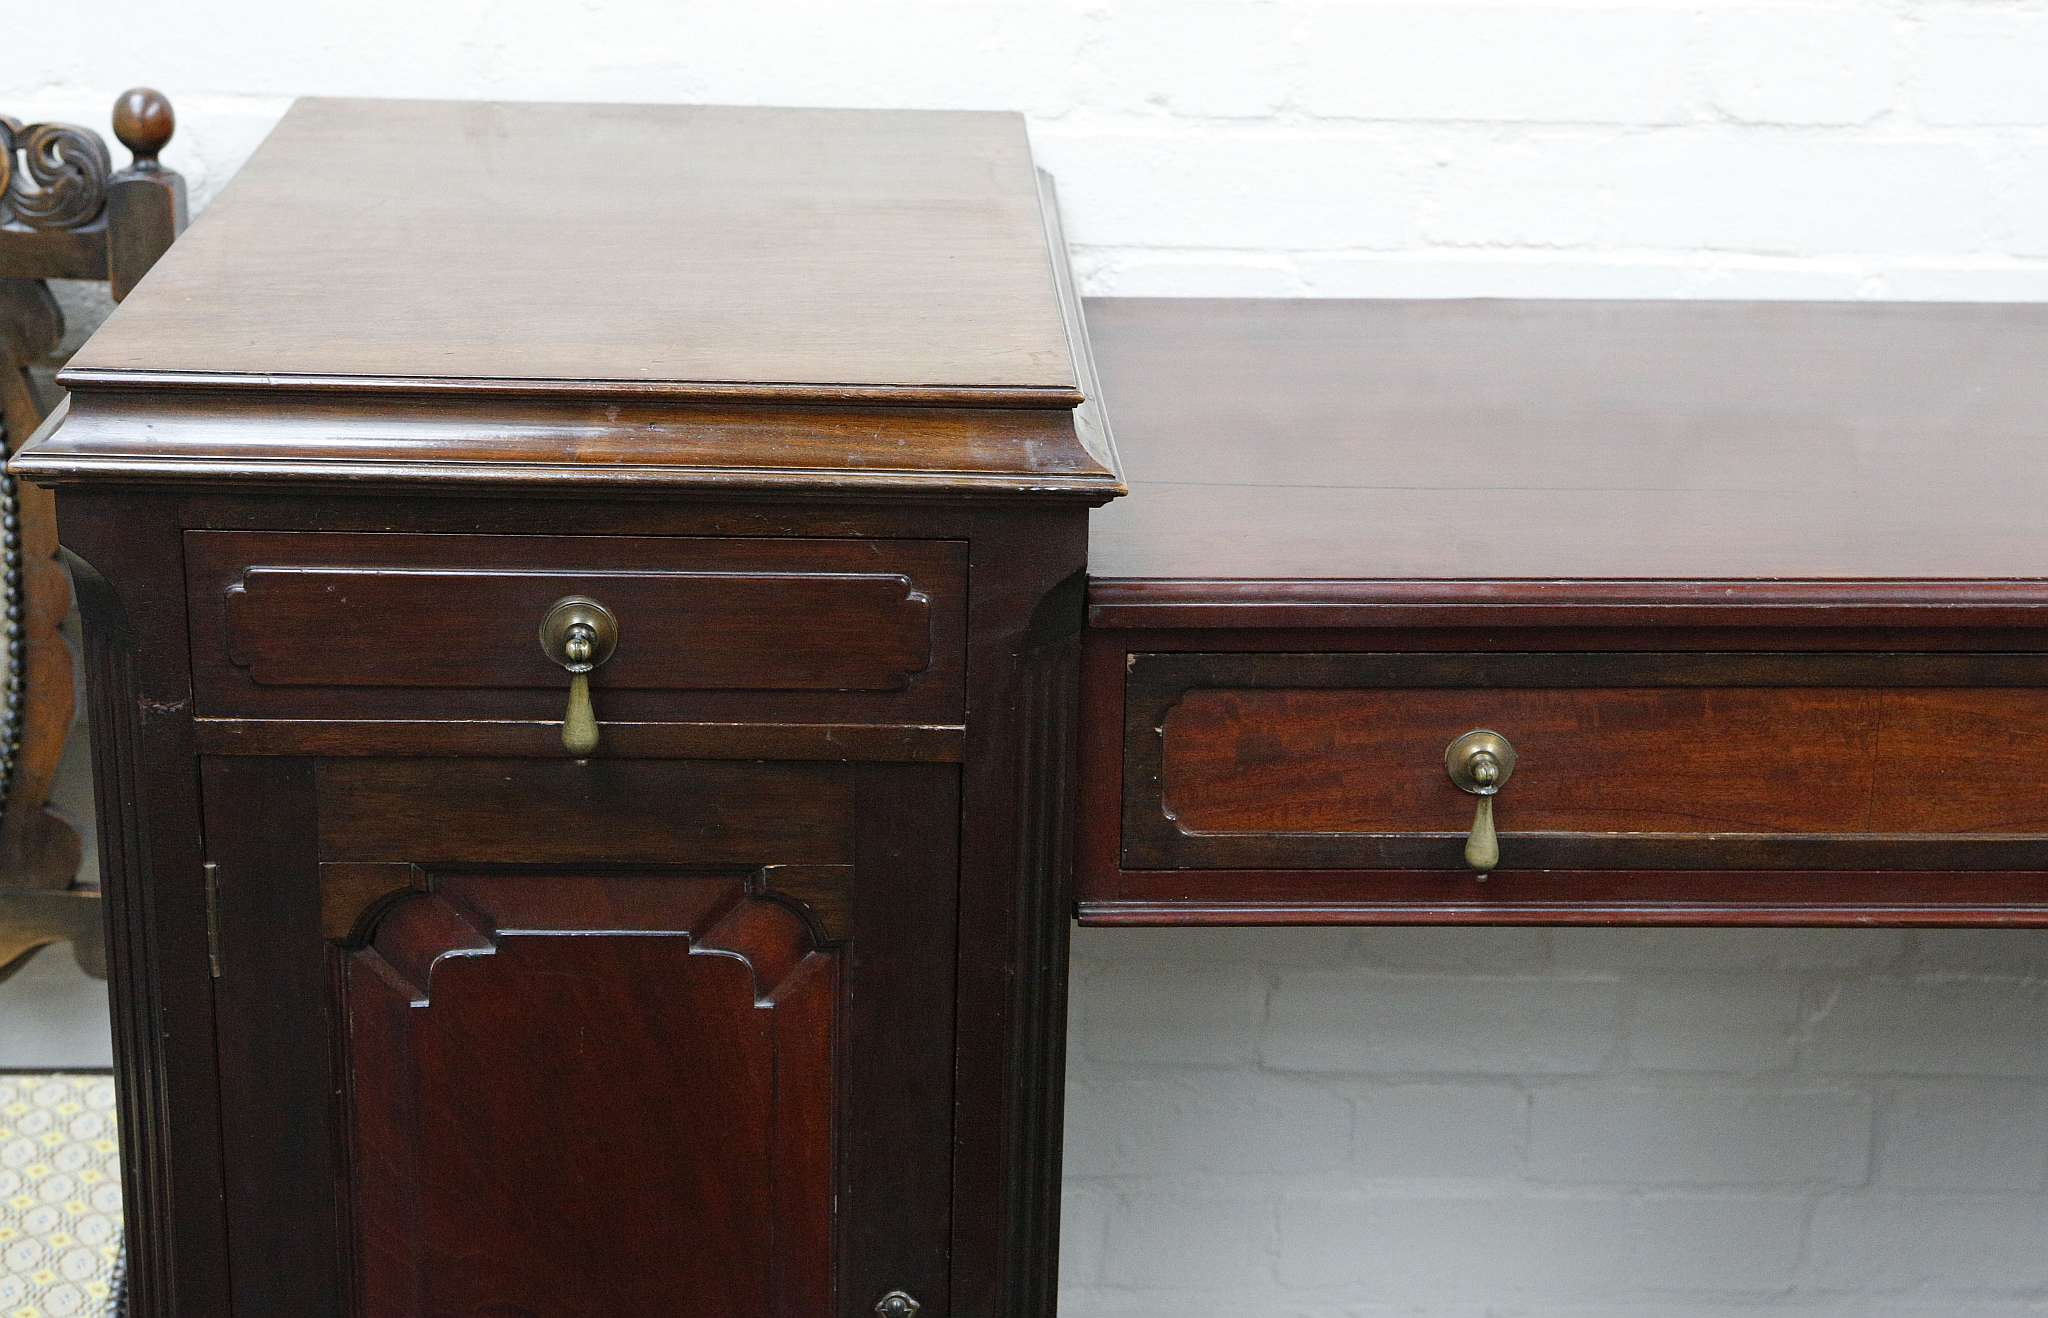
[345,875,838,1317]
[204,753,961,1316]
[66,99,1080,404]
[17,389,1122,499]
[1086,297,2048,582]
[1162,683,2048,836]
[1116,649,2048,875]
[185,531,966,726]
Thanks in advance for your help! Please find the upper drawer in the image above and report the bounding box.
[187,531,964,725]
[1124,650,2048,873]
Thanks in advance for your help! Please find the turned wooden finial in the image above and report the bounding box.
[111,87,174,170]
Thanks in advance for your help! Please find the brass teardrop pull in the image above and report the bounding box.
[538,596,618,756]
[1445,729,1516,874]
[561,669,598,756]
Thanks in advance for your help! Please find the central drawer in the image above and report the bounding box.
[1122,651,2048,873]
[186,531,966,726]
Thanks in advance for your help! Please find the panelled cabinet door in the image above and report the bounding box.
[202,755,958,1318]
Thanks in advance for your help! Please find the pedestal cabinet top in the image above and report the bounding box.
[16,97,1120,500]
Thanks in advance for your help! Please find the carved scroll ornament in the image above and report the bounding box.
[0,115,113,231]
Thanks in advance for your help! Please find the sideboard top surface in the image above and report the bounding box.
[1086,297,2048,596]
[64,98,1079,407]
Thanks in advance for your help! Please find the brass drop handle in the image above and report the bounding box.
[538,596,618,756]
[1445,729,1516,874]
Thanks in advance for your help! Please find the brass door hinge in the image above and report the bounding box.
[204,861,222,979]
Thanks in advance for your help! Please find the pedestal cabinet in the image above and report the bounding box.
[14,99,1121,1317]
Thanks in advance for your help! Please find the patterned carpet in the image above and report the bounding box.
[0,1075,122,1317]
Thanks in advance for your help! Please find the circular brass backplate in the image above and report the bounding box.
[1445,728,1516,795]
[538,595,619,670]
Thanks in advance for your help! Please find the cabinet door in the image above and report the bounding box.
[203,756,956,1318]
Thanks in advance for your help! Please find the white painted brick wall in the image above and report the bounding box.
[9,3,2048,1311]
[15,0,2048,311]
[1070,929,2048,1314]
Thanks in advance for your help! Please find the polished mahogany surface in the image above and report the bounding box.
[1086,297,2048,586]
[1077,297,2048,927]
[1160,669,2048,838]
[343,874,839,1315]
[67,99,1079,403]
[185,530,965,726]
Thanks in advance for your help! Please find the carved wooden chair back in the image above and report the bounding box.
[0,88,184,982]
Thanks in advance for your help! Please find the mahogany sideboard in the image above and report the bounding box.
[17,97,2048,1318]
